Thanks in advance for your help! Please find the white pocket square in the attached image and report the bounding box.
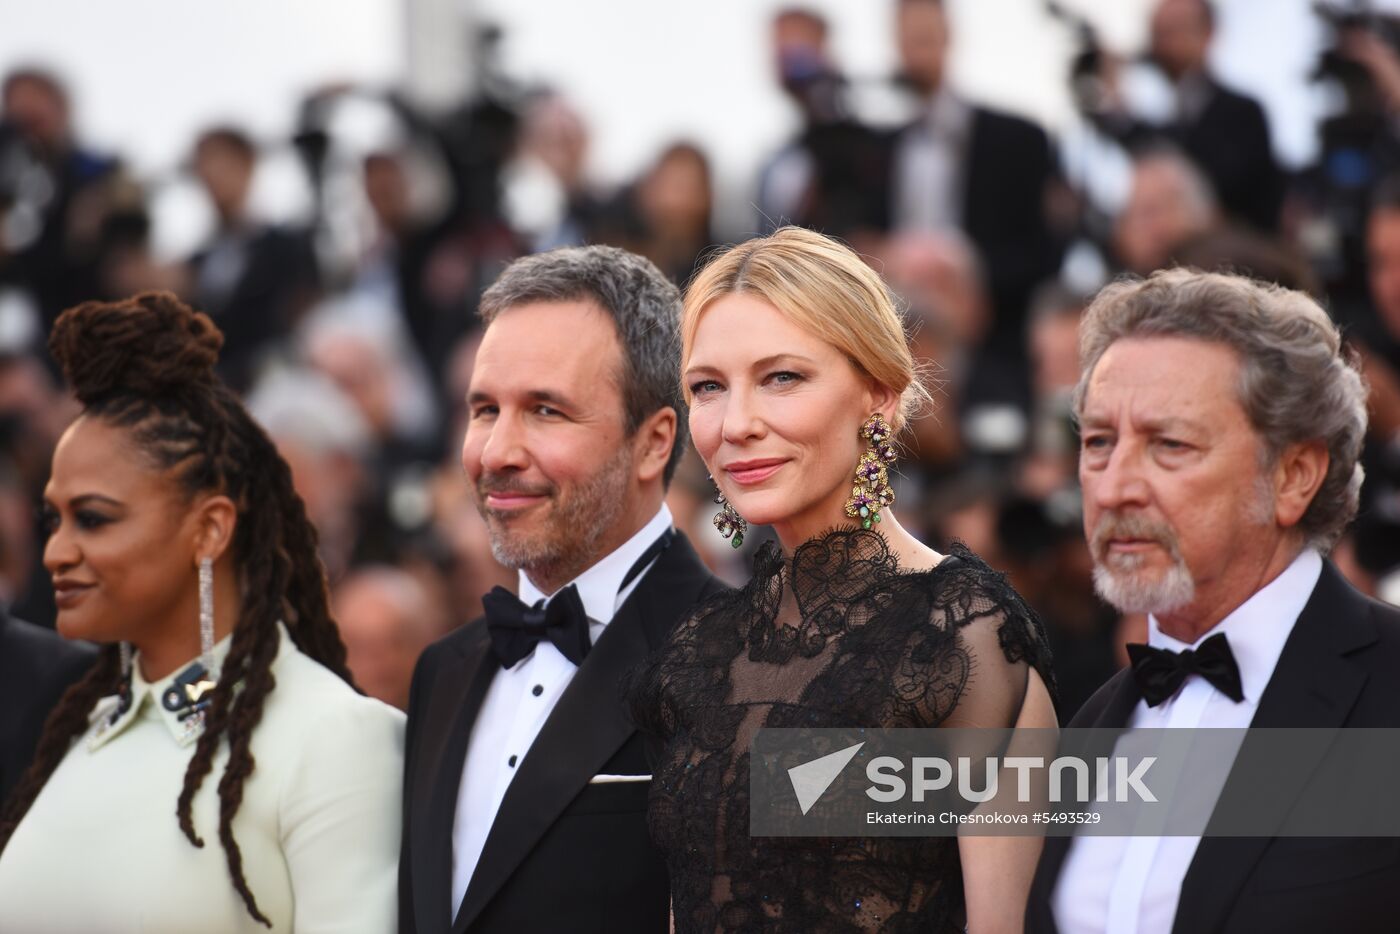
[589,773,652,784]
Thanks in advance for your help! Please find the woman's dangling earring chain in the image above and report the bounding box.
[198,556,216,675]
[710,475,748,549]
[845,413,897,530]
[113,641,133,722]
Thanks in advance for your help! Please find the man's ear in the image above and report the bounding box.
[192,494,239,565]
[1272,440,1329,531]
[635,406,678,486]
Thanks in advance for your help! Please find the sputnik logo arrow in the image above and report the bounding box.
[787,741,865,815]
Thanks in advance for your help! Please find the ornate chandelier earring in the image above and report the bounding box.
[845,413,898,530]
[710,475,748,549]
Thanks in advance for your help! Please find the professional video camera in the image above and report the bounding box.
[1301,1,1400,314]
[1044,1,1112,120]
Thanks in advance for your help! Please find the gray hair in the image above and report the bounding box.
[1073,268,1368,552]
[479,245,688,485]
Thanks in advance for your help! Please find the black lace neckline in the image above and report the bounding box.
[744,526,968,663]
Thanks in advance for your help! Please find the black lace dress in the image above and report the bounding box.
[627,528,1056,934]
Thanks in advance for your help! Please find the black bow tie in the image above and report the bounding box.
[481,528,676,670]
[1127,632,1244,708]
[483,583,592,669]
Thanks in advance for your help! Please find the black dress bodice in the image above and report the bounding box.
[627,528,1056,933]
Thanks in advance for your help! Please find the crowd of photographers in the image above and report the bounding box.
[2,0,1399,719]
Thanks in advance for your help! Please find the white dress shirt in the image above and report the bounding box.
[0,623,404,933]
[893,88,972,233]
[449,505,674,914]
[1052,548,1323,934]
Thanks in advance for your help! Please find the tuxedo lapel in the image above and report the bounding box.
[451,536,710,932]
[1171,562,1377,934]
[1029,668,1142,932]
[416,627,498,934]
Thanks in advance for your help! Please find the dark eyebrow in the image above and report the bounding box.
[72,494,124,509]
[466,389,576,408]
[524,390,576,408]
[42,493,124,511]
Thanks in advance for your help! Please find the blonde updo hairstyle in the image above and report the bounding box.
[681,226,930,432]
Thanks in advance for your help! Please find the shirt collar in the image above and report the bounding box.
[1147,549,1322,704]
[518,504,673,627]
[919,87,972,141]
[87,622,289,751]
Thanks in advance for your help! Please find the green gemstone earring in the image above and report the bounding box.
[844,414,897,530]
[710,476,747,548]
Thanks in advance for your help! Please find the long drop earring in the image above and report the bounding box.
[198,556,215,675]
[176,557,220,739]
[710,475,748,549]
[844,414,898,530]
[115,641,133,719]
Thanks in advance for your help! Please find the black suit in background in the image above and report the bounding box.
[891,105,1063,413]
[188,224,319,392]
[1174,80,1282,234]
[1026,561,1400,934]
[1107,76,1284,234]
[399,532,723,934]
[0,611,96,805]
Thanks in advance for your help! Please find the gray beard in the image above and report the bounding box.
[1092,552,1196,616]
[480,445,632,586]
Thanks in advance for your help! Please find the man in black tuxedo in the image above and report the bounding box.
[187,127,319,392]
[399,245,722,934]
[890,0,1063,413]
[0,610,94,805]
[1095,0,1283,234]
[1026,268,1400,933]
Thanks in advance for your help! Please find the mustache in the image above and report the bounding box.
[1090,512,1181,558]
[475,474,554,499]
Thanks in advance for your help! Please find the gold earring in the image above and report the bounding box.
[844,414,897,530]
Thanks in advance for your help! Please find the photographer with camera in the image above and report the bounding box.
[0,68,122,337]
[1076,0,1284,235]
[889,0,1063,417]
[755,7,891,240]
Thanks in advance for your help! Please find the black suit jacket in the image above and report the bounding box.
[1178,81,1282,234]
[1110,77,1283,234]
[400,532,723,934]
[1027,561,1400,933]
[0,611,96,805]
[891,105,1062,411]
[188,224,319,392]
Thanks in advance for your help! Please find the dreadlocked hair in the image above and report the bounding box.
[0,291,356,927]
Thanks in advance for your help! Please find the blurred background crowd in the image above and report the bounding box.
[3,0,1400,720]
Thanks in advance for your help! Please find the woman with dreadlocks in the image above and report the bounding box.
[0,292,404,932]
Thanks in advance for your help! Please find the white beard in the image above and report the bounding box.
[1092,550,1196,615]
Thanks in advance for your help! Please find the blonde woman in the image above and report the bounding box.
[629,227,1057,933]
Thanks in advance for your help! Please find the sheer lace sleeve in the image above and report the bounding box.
[928,553,1057,729]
